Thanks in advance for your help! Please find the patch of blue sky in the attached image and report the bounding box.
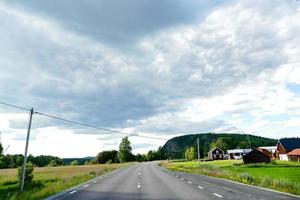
[264,114,290,122]
[287,83,300,94]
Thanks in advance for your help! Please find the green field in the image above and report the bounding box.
[162,160,300,195]
[0,163,129,200]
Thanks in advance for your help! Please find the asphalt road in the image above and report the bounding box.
[53,162,299,200]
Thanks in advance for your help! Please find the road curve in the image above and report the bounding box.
[53,162,299,200]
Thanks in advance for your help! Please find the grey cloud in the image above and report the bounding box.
[4,0,219,49]
[0,0,299,138]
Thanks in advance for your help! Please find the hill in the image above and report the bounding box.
[161,133,277,159]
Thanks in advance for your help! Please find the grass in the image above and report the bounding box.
[161,160,300,195]
[0,163,130,200]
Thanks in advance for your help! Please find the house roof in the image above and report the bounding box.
[287,148,300,156]
[244,149,270,159]
[227,149,251,154]
[279,138,300,151]
[208,147,224,154]
[257,148,272,158]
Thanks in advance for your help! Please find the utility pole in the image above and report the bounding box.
[20,108,33,191]
[247,134,252,149]
[197,138,200,164]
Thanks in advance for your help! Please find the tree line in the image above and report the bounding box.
[89,137,165,164]
[0,137,165,169]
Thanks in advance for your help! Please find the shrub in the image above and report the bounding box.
[89,171,96,176]
[70,160,79,166]
[238,173,255,184]
[18,162,34,184]
[261,176,272,186]
[185,147,196,161]
[48,160,57,167]
[106,159,112,164]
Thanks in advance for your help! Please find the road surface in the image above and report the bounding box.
[53,162,299,200]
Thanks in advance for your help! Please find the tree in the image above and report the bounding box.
[185,147,196,161]
[238,141,249,149]
[117,137,133,163]
[96,150,118,164]
[18,162,34,184]
[147,150,156,161]
[0,142,4,168]
[209,137,233,151]
[0,142,3,156]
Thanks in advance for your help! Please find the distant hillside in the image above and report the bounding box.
[62,157,95,165]
[161,133,277,159]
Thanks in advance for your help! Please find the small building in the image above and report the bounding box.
[208,147,225,160]
[277,138,300,161]
[243,148,271,164]
[287,149,300,162]
[227,149,252,160]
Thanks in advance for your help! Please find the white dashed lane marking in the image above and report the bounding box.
[188,181,192,184]
[69,190,77,194]
[137,183,141,189]
[213,193,223,198]
[83,184,89,188]
[93,180,97,183]
[197,186,204,189]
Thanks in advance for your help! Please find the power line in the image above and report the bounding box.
[0,101,31,112]
[35,111,167,140]
[0,100,168,141]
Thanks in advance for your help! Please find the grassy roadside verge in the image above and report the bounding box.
[161,160,300,195]
[0,163,130,200]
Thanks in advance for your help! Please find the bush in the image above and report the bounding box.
[238,173,255,184]
[185,147,196,161]
[48,160,57,167]
[106,159,112,164]
[261,176,272,186]
[70,160,79,166]
[18,162,34,184]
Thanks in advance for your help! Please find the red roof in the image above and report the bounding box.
[287,148,300,156]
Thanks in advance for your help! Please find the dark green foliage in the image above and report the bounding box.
[0,142,3,156]
[161,133,277,159]
[118,137,134,163]
[17,162,34,184]
[209,137,233,150]
[0,154,64,169]
[96,150,118,164]
[28,155,63,167]
[135,153,147,162]
[1,154,24,168]
[146,146,164,161]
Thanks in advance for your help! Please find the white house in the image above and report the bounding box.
[227,149,252,160]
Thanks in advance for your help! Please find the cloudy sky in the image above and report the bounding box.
[0,0,300,157]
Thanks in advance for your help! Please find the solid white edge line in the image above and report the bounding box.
[213,193,223,198]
